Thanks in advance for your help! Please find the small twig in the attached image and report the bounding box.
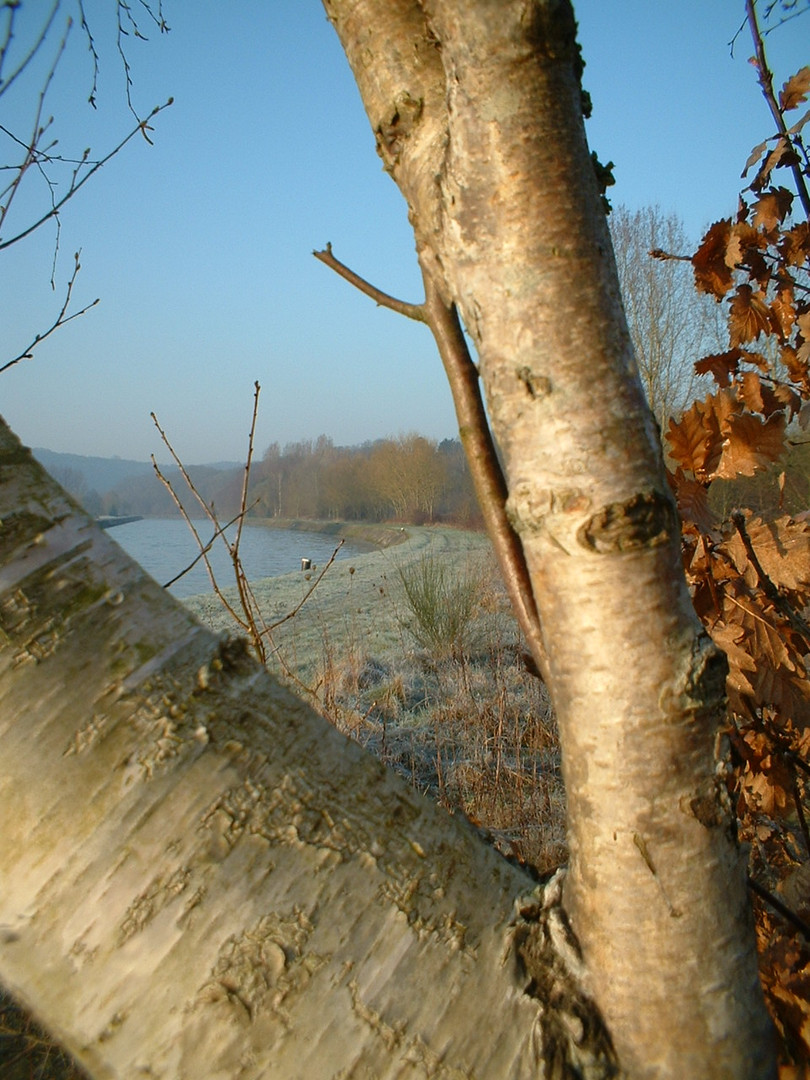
[748,874,810,941]
[421,270,549,683]
[745,0,810,219]
[730,509,810,640]
[312,241,548,682]
[649,247,692,263]
[0,2,60,101]
[313,243,427,322]
[151,410,219,524]
[0,98,173,252]
[266,541,345,631]
[0,252,99,374]
[162,504,259,589]
[151,455,252,634]
[788,749,810,777]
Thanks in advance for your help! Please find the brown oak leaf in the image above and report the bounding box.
[693,219,734,298]
[729,285,776,346]
[779,66,810,111]
[667,394,729,478]
[715,410,787,479]
[752,188,794,232]
[694,349,742,386]
[779,221,810,268]
[725,514,810,598]
[672,469,716,534]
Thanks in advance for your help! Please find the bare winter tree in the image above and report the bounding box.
[0,4,776,1080]
[610,204,723,429]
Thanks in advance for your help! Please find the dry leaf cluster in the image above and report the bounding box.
[665,50,810,1069]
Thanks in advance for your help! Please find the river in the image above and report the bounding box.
[109,518,366,598]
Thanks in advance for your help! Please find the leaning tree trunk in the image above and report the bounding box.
[321,1,775,1077]
[0,421,619,1078]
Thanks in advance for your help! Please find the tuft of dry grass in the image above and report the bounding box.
[312,551,567,875]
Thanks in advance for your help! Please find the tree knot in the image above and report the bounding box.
[577,489,676,554]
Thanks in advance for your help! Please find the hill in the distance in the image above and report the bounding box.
[31,447,244,518]
[32,448,241,495]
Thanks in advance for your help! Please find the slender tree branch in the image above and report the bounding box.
[0,1,60,101]
[229,382,264,646]
[0,252,99,374]
[0,98,173,252]
[313,243,427,322]
[421,271,549,683]
[161,505,259,590]
[312,242,548,681]
[746,0,810,219]
[748,874,810,941]
[266,541,345,632]
[150,454,251,635]
[234,382,260,557]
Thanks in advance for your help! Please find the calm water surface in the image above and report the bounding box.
[110,518,366,598]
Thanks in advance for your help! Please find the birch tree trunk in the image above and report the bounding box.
[0,421,607,1079]
[321,1,775,1077]
[0,2,778,1078]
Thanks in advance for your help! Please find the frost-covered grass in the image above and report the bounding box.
[185,526,566,876]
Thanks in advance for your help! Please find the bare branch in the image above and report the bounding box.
[150,451,252,635]
[746,0,810,218]
[748,874,810,941]
[0,98,173,253]
[266,541,345,633]
[0,251,99,374]
[313,243,427,322]
[161,504,260,590]
[150,408,220,524]
[0,1,61,101]
[421,271,549,682]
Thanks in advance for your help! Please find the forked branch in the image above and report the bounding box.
[313,243,426,322]
[314,244,549,681]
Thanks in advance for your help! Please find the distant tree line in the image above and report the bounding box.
[58,435,484,527]
[251,434,481,525]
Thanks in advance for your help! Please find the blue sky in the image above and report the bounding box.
[1,1,807,463]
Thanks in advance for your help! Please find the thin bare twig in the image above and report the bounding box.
[150,454,251,635]
[421,271,549,682]
[0,252,99,374]
[748,874,810,941]
[152,392,347,669]
[0,1,60,101]
[162,504,260,590]
[0,98,173,253]
[313,243,427,322]
[313,243,549,682]
[267,541,345,632]
[745,0,810,219]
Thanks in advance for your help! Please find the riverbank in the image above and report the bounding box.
[183,524,494,681]
[183,522,565,875]
[248,517,416,551]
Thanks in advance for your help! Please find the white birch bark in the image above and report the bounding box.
[321,1,775,1077]
[0,420,616,1078]
[0,1,777,1076]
